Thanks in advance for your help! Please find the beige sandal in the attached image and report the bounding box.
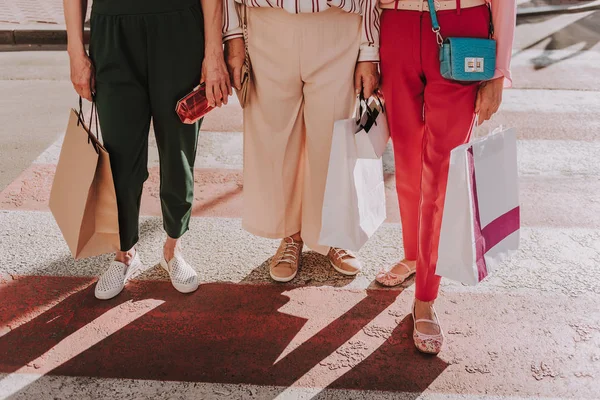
[412,300,444,355]
[376,261,416,287]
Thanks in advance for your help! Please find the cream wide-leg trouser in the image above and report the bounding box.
[243,7,361,255]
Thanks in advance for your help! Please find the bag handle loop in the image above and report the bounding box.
[354,92,386,133]
[77,96,101,154]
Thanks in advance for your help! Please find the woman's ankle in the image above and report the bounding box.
[164,236,180,262]
[415,298,436,308]
[115,247,136,265]
[290,232,302,242]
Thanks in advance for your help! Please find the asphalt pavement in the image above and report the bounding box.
[0,4,599,400]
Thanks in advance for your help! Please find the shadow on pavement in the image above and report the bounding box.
[327,315,446,395]
[517,11,600,69]
[241,251,360,288]
[0,276,447,397]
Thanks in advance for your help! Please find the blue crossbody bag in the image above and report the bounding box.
[427,0,496,81]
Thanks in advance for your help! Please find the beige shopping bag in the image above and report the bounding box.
[49,107,120,259]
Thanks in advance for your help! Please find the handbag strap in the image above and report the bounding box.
[488,4,494,38]
[240,4,249,57]
[426,0,443,46]
[426,0,494,46]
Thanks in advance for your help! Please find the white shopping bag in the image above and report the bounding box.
[318,115,387,252]
[355,95,390,159]
[436,127,520,285]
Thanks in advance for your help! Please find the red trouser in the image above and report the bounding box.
[380,6,491,302]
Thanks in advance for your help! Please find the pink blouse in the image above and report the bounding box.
[379,0,516,87]
[487,0,516,87]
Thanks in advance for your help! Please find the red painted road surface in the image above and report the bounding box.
[2,275,599,398]
[1,276,447,393]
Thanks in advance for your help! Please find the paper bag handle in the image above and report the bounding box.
[77,96,102,154]
[354,92,385,134]
[353,93,385,119]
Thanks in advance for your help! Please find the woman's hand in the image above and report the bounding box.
[69,51,95,102]
[475,77,504,125]
[201,46,232,107]
[354,62,380,99]
[225,38,246,91]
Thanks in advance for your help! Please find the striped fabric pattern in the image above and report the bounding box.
[223,0,381,62]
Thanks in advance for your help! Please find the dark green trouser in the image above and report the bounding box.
[89,0,204,251]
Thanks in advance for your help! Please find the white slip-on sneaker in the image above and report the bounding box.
[160,251,199,294]
[95,252,144,300]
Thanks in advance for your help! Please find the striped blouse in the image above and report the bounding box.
[223,0,515,83]
[222,0,381,62]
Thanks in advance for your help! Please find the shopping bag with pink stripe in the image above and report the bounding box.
[436,127,520,285]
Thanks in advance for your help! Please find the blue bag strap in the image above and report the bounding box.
[426,0,444,46]
[488,3,495,39]
[426,0,440,30]
[427,0,494,42]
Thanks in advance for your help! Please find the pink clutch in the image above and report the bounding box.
[176,83,214,124]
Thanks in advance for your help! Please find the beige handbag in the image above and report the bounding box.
[234,3,251,108]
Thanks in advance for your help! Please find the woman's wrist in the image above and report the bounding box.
[67,42,86,58]
[204,42,224,58]
[482,76,504,87]
[490,76,505,87]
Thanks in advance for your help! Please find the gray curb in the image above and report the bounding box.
[0,29,89,46]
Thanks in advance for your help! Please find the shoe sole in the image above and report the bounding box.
[270,259,301,283]
[160,260,199,294]
[329,260,360,276]
[95,286,123,300]
[416,347,442,355]
[95,261,145,301]
[270,269,298,283]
